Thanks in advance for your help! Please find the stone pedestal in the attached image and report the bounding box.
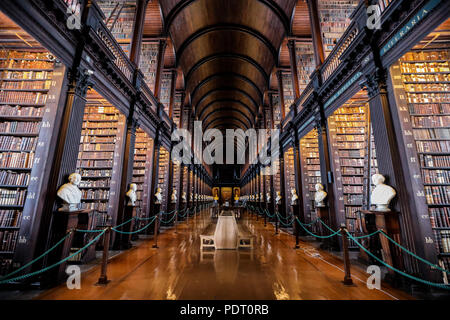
[114,206,136,250]
[72,209,95,264]
[48,209,90,283]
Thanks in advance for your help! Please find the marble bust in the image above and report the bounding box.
[126,183,137,206]
[171,189,177,203]
[371,174,396,212]
[155,187,162,204]
[266,192,271,203]
[291,188,299,206]
[275,191,282,205]
[260,193,263,202]
[57,173,82,211]
[314,184,327,207]
[182,191,187,203]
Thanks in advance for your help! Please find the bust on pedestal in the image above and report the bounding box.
[182,191,187,203]
[171,188,177,204]
[266,192,271,203]
[275,191,282,205]
[126,183,137,206]
[371,174,396,212]
[155,187,162,204]
[290,188,298,206]
[57,173,82,211]
[314,184,327,208]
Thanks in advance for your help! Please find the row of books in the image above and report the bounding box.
[0,92,47,105]
[85,106,119,114]
[409,103,450,115]
[0,210,22,227]
[133,169,145,175]
[405,83,450,93]
[80,135,117,143]
[344,185,363,194]
[79,169,111,178]
[342,176,364,185]
[413,128,450,140]
[84,114,120,121]
[81,202,108,212]
[0,136,37,151]
[421,169,450,184]
[402,73,449,83]
[333,114,365,121]
[411,115,450,127]
[0,80,52,90]
[0,50,49,60]
[0,230,18,251]
[79,179,110,188]
[139,42,159,92]
[424,186,449,205]
[0,189,27,206]
[419,154,450,168]
[80,144,115,152]
[337,142,366,150]
[340,158,364,167]
[0,121,41,134]
[345,206,361,218]
[77,160,113,168]
[0,258,12,275]
[0,105,43,117]
[430,207,450,228]
[77,151,114,160]
[344,194,363,205]
[82,122,119,129]
[436,230,450,253]
[416,140,450,153]
[339,149,365,158]
[295,42,315,91]
[0,70,51,80]
[0,171,30,186]
[0,60,53,70]
[336,135,365,142]
[81,189,109,200]
[81,129,117,136]
[342,167,364,175]
[400,62,449,74]
[407,93,450,104]
[0,152,35,168]
[401,51,449,62]
[336,127,365,134]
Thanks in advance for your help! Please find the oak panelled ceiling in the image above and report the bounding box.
[158,0,298,130]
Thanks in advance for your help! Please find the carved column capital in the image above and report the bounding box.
[69,68,94,97]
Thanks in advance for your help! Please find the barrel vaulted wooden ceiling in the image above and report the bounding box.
[144,0,312,132]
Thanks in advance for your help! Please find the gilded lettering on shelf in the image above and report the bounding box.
[416,191,425,197]
[414,175,421,179]
[410,157,416,163]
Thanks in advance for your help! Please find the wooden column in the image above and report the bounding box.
[279,147,287,218]
[287,40,301,100]
[154,39,167,98]
[129,0,148,66]
[268,93,277,216]
[292,130,305,223]
[148,121,161,233]
[306,0,325,67]
[176,93,187,212]
[315,115,340,250]
[276,70,286,120]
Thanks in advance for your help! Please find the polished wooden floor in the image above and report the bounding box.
[37,209,412,300]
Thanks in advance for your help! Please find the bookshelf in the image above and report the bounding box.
[295,42,315,94]
[139,42,159,93]
[132,128,153,228]
[160,71,172,115]
[318,0,359,58]
[157,146,170,210]
[76,103,126,230]
[328,100,377,248]
[282,71,295,116]
[284,148,296,215]
[390,45,450,273]
[0,49,64,275]
[300,129,321,231]
[271,94,282,127]
[97,1,137,56]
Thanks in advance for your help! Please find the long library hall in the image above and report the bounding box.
[0,0,449,302]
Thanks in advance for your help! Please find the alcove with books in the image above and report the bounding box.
[389,18,450,275]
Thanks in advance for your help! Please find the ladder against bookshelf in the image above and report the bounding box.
[76,101,126,233]
[132,128,153,229]
[0,49,65,275]
[327,98,378,249]
[318,0,359,58]
[390,40,450,274]
[300,129,321,231]
[284,147,296,215]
